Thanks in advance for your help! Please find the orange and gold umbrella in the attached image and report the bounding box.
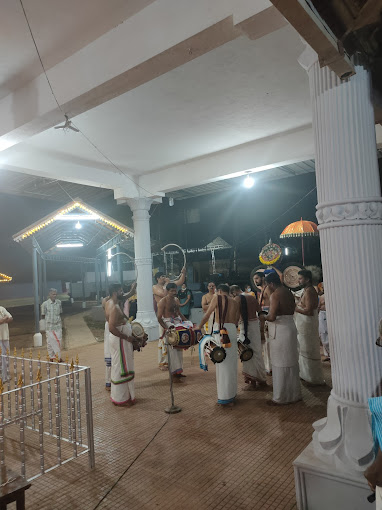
[280,218,318,265]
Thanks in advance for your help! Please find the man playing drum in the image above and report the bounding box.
[108,284,136,406]
[153,268,186,371]
[199,284,240,407]
[157,283,191,383]
[230,286,267,390]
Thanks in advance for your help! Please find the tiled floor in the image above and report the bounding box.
[5,339,332,510]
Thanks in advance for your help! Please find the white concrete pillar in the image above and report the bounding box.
[299,47,382,471]
[126,198,159,341]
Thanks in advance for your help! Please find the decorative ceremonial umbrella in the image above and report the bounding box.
[0,272,12,282]
[280,218,318,266]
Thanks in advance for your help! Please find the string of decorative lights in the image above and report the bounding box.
[13,201,132,242]
[0,273,12,283]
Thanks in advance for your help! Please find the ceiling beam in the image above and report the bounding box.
[269,0,354,78]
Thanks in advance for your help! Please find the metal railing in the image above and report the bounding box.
[0,349,95,481]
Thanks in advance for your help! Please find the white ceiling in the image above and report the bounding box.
[0,0,155,99]
[1,25,311,179]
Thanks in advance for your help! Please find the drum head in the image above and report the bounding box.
[211,346,226,364]
[166,328,179,346]
[131,322,145,339]
[240,347,254,362]
[282,263,304,291]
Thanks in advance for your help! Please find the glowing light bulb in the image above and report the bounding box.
[243,175,255,189]
[75,221,82,230]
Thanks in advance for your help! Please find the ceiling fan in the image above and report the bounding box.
[54,115,79,132]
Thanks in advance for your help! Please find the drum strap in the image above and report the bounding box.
[239,295,250,345]
[218,295,231,348]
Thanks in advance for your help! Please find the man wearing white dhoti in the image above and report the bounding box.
[108,284,136,406]
[260,273,302,405]
[199,284,240,407]
[318,283,330,360]
[153,269,186,370]
[157,283,192,382]
[230,286,266,390]
[41,289,63,361]
[201,282,216,334]
[295,270,325,385]
[253,272,272,374]
[0,306,13,382]
[103,283,136,392]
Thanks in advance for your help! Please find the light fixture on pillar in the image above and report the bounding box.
[243,173,255,189]
[169,198,174,207]
[284,247,289,256]
[75,221,82,230]
[107,248,112,277]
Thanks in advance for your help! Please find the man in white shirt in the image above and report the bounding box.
[41,288,63,361]
[0,306,13,381]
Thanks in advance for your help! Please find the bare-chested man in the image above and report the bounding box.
[294,270,325,385]
[157,283,192,383]
[154,268,186,370]
[102,283,136,391]
[199,284,240,407]
[253,272,272,374]
[230,286,267,390]
[201,282,216,333]
[318,282,330,360]
[108,284,137,406]
[259,272,302,405]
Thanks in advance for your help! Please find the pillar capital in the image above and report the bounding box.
[298,41,318,73]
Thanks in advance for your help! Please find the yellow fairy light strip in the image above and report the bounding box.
[0,273,12,282]
[14,201,132,241]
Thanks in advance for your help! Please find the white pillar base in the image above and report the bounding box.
[82,302,87,309]
[135,310,160,342]
[33,333,43,347]
[294,442,371,510]
[312,390,374,472]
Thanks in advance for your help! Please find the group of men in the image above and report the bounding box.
[102,265,327,408]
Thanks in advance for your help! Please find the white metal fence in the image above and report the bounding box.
[0,350,95,481]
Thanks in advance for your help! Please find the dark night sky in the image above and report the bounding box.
[0,172,319,283]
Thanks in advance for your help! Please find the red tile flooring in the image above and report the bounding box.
[5,341,332,510]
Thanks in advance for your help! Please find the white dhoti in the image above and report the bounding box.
[239,320,266,384]
[268,315,302,404]
[215,322,238,405]
[109,324,135,405]
[205,313,215,335]
[46,328,62,359]
[162,317,193,375]
[318,310,330,356]
[295,311,325,385]
[0,339,10,382]
[158,325,168,369]
[261,307,272,373]
[104,321,111,388]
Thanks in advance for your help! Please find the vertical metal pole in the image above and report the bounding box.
[84,368,95,469]
[0,388,4,472]
[32,246,40,334]
[42,257,47,302]
[75,357,82,446]
[95,260,99,303]
[104,255,108,294]
[37,374,44,474]
[81,263,86,304]
[65,362,72,442]
[118,252,123,286]
[38,253,43,305]
[164,340,181,414]
[19,385,26,478]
